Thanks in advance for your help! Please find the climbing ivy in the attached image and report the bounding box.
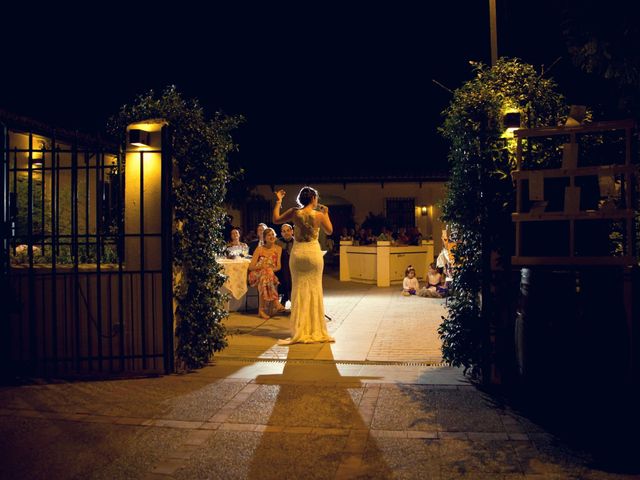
[109,86,244,370]
[438,58,566,379]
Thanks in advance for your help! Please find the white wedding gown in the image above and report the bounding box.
[278,210,334,345]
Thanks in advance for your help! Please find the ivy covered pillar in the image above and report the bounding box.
[438,59,567,384]
[112,87,242,371]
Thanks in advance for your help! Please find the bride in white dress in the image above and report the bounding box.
[272,186,335,345]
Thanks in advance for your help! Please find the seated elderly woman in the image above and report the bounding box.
[226,228,249,258]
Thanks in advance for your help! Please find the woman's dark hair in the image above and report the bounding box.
[296,186,319,207]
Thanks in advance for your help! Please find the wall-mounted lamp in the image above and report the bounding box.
[129,129,151,147]
[565,105,586,127]
[421,206,428,216]
[501,111,521,138]
[503,112,521,130]
[30,141,46,168]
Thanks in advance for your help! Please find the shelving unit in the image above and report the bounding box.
[510,120,639,384]
[511,119,637,266]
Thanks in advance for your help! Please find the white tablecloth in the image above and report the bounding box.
[217,258,250,299]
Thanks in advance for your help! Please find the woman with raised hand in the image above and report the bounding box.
[272,186,334,345]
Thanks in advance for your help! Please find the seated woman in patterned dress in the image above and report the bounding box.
[248,227,286,319]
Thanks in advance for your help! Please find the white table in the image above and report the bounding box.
[217,258,252,311]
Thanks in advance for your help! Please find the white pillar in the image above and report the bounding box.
[376,241,390,287]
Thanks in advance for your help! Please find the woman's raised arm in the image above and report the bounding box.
[272,189,295,224]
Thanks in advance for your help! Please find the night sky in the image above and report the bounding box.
[0,2,613,182]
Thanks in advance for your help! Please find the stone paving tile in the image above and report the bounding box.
[371,386,439,432]
[360,437,440,479]
[158,380,246,421]
[432,386,495,409]
[439,438,523,477]
[174,430,347,480]
[93,426,190,480]
[518,433,605,477]
[0,374,249,422]
[0,415,188,480]
[437,408,506,433]
[512,439,589,478]
[225,383,366,429]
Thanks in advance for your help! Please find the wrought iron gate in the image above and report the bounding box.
[1,121,174,377]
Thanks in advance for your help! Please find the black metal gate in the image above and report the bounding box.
[1,121,174,377]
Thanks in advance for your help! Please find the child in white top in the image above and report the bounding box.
[402,265,420,295]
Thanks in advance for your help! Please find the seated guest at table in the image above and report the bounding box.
[276,223,294,309]
[394,227,409,245]
[365,228,376,244]
[377,226,392,242]
[407,227,422,246]
[355,228,372,245]
[339,227,352,241]
[248,227,286,319]
[248,223,268,255]
[226,228,249,257]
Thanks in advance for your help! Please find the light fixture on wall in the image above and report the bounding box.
[421,206,428,216]
[129,129,151,147]
[501,110,521,139]
[503,111,521,129]
[565,105,586,127]
[30,141,46,168]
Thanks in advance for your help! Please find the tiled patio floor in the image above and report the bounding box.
[220,271,449,366]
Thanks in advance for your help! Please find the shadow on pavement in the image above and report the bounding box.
[245,346,394,479]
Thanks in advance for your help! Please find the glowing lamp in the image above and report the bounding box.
[30,142,45,168]
[129,129,151,147]
[501,111,521,139]
[503,112,521,130]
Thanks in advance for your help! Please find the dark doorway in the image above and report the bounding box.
[326,204,353,240]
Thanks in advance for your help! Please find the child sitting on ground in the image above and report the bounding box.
[402,265,420,296]
[418,262,445,298]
